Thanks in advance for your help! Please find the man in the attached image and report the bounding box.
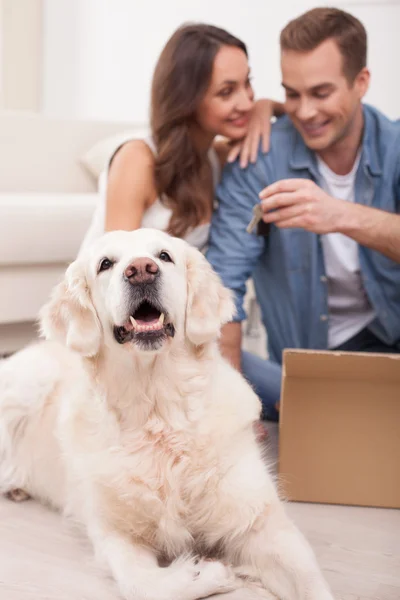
[206,7,400,419]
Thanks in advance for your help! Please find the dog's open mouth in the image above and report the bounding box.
[113,300,175,348]
[128,301,165,333]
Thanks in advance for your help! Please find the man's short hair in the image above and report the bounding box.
[280,7,367,83]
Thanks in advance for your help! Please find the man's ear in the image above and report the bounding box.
[39,259,102,357]
[355,66,370,99]
[185,246,235,346]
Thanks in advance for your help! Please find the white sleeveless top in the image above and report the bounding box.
[79,137,220,256]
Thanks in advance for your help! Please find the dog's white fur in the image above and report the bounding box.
[0,230,334,600]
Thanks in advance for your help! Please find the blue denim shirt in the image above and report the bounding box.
[206,104,400,363]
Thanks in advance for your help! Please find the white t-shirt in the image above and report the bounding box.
[317,153,375,348]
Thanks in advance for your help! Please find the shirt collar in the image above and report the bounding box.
[289,130,319,179]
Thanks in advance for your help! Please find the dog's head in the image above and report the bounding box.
[40,229,235,356]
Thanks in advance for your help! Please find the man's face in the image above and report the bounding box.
[281,39,369,152]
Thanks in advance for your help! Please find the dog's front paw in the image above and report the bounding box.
[187,558,237,597]
[5,488,30,502]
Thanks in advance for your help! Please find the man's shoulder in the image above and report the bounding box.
[364,103,400,139]
[269,115,298,144]
[257,116,299,168]
[364,103,399,124]
[363,104,400,173]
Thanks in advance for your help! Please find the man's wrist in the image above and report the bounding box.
[335,200,363,235]
[336,201,391,244]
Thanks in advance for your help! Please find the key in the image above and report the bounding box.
[246,203,263,234]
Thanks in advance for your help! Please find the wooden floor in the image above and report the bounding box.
[0,423,399,600]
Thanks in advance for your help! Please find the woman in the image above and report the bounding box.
[82,23,283,418]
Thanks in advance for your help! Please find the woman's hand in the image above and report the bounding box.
[227,99,285,169]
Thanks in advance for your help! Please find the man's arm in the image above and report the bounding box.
[207,161,266,370]
[259,179,400,262]
[340,203,400,262]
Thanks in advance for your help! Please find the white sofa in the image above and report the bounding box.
[0,111,144,354]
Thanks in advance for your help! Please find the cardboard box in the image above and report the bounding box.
[279,349,400,509]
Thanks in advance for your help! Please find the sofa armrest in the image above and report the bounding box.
[0,192,98,265]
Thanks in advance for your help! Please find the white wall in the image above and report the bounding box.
[42,0,400,123]
[342,0,400,120]
[42,0,81,117]
[0,0,43,111]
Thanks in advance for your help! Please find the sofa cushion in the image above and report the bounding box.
[0,193,98,265]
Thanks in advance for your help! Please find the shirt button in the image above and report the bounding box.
[320,275,327,283]
[320,314,328,321]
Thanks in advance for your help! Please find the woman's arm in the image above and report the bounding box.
[105,140,157,232]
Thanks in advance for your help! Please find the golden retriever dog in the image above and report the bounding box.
[0,229,334,600]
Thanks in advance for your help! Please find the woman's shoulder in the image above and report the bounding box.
[107,138,158,212]
[110,138,156,172]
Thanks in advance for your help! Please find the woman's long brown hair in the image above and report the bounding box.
[151,24,247,237]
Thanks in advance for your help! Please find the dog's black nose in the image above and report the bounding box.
[124,258,159,284]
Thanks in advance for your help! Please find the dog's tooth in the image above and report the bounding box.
[130,316,137,328]
[159,313,165,325]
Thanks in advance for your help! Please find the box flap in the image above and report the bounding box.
[283,349,400,382]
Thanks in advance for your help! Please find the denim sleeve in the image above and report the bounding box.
[396,144,400,213]
[206,161,266,322]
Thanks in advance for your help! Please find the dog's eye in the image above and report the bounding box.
[98,257,114,273]
[159,251,173,263]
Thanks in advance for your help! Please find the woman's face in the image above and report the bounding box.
[195,45,254,141]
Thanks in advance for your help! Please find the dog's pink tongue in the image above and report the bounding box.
[136,317,159,326]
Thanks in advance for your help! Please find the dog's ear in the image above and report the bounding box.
[39,259,102,357]
[185,246,235,345]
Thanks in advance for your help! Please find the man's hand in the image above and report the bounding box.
[259,179,350,234]
[259,178,400,262]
